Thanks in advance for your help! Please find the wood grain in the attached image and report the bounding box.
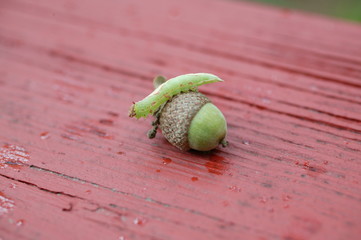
[0,0,360,239]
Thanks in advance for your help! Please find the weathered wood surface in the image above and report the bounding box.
[1,0,361,239]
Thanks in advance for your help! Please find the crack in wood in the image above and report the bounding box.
[0,173,80,199]
[62,202,74,212]
[27,165,238,224]
[0,171,242,235]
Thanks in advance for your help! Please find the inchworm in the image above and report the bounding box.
[129,73,223,119]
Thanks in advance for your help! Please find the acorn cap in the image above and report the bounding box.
[159,91,227,151]
[159,92,209,151]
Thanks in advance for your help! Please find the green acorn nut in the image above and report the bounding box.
[129,73,228,151]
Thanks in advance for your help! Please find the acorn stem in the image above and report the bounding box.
[146,99,164,138]
[147,125,158,139]
[221,139,229,147]
[153,75,167,89]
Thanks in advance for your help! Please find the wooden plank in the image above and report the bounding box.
[1,0,361,239]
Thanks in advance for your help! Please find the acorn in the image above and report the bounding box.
[129,73,228,151]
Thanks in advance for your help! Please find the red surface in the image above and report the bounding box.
[1,0,361,239]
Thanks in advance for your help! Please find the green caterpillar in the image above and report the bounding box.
[129,73,223,119]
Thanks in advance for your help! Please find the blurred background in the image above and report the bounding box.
[242,0,361,22]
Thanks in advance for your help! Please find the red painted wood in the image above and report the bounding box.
[1,0,361,239]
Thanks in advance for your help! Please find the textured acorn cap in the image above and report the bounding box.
[159,91,210,151]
